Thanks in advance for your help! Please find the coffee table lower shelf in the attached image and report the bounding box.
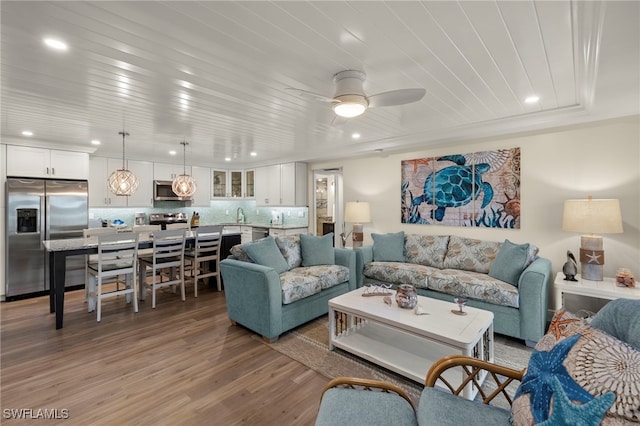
[330,318,491,400]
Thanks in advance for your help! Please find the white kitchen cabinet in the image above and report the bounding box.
[255,162,307,207]
[154,162,191,180]
[212,169,228,198]
[269,227,308,237]
[0,206,4,299]
[244,169,255,198]
[88,157,127,207]
[191,166,211,206]
[126,160,154,207]
[241,226,252,244]
[7,145,89,180]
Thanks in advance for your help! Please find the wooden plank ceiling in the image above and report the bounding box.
[1,1,638,167]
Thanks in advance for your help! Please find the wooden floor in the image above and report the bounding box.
[1,284,329,425]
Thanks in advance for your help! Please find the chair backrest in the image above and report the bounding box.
[133,224,161,241]
[193,225,224,262]
[151,229,186,267]
[95,232,140,276]
[83,227,118,239]
[166,223,190,230]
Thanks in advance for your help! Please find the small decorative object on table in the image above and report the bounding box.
[361,284,392,297]
[395,284,418,309]
[562,250,578,281]
[616,268,636,288]
[452,297,467,316]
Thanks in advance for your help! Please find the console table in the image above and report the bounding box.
[553,272,640,310]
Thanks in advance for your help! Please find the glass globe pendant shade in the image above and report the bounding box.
[108,169,139,196]
[172,174,197,198]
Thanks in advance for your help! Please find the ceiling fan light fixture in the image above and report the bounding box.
[333,94,368,118]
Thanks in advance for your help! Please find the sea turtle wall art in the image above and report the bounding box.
[401,148,521,228]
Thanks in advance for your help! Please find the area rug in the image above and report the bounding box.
[255,318,532,407]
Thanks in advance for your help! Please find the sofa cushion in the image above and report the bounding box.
[372,231,405,262]
[279,271,322,304]
[363,262,433,289]
[405,234,450,269]
[243,236,289,274]
[428,269,520,308]
[589,298,640,350]
[418,387,511,426]
[316,387,417,426]
[275,235,302,269]
[292,265,350,290]
[488,239,530,286]
[443,236,502,273]
[229,243,252,262]
[512,315,640,425]
[300,233,335,266]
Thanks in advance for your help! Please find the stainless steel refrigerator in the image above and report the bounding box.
[5,178,88,298]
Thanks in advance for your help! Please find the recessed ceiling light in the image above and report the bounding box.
[91,139,101,145]
[169,150,177,155]
[352,133,361,140]
[225,157,231,162]
[250,152,257,157]
[43,37,68,51]
[22,130,33,137]
[525,95,540,104]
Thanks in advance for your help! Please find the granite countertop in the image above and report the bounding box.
[217,222,308,230]
[43,230,241,252]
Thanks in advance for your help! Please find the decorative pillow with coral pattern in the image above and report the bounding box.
[511,313,640,425]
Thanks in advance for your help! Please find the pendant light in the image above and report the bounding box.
[108,130,139,196]
[172,140,197,198]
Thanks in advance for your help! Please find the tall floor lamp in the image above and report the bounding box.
[562,197,623,281]
[344,201,371,248]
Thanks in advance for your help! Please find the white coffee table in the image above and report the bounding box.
[329,287,494,400]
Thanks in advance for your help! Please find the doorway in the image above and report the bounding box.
[313,169,343,246]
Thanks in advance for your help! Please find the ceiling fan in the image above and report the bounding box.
[286,70,426,118]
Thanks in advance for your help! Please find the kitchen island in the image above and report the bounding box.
[43,230,241,329]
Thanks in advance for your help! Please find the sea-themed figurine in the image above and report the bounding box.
[562,250,578,281]
[411,155,494,222]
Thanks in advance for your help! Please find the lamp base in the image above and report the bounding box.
[580,235,604,281]
[352,223,363,248]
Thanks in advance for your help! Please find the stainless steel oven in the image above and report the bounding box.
[252,227,269,241]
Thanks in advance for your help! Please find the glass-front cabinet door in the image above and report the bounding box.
[230,170,243,198]
[212,169,228,198]
[244,169,255,198]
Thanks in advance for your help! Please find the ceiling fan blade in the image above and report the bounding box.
[284,87,336,103]
[367,88,426,108]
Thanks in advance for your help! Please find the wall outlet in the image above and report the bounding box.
[225,210,229,215]
[287,210,291,217]
[298,211,305,217]
[256,209,260,215]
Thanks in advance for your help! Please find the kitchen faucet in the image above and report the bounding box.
[236,207,245,223]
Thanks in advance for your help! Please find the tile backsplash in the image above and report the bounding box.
[90,200,308,228]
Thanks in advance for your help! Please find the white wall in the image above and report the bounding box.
[311,117,640,287]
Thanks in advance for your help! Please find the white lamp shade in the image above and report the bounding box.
[172,174,197,198]
[108,169,139,196]
[345,201,371,223]
[562,198,623,234]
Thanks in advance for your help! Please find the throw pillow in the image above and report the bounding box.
[511,321,640,425]
[300,233,335,266]
[590,298,640,350]
[371,231,406,262]
[442,236,502,273]
[488,239,530,286]
[275,235,302,269]
[242,235,289,274]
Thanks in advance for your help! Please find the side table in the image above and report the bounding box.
[553,272,640,311]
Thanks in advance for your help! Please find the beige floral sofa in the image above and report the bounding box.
[355,232,551,343]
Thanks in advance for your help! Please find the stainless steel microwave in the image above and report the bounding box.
[153,180,192,201]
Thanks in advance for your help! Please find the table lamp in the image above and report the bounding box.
[562,197,623,281]
[344,201,371,248]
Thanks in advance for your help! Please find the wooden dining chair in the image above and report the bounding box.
[138,229,187,308]
[86,232,139,322]
[83,227,119,302]
[185,225,224,295]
